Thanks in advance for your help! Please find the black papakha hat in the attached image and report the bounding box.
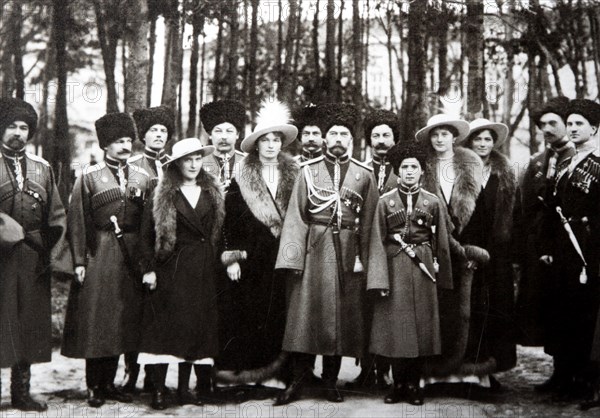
[199,100,246,135]
[363,108,401,146]
[532,96,570,128]
[95,112,137,148]
[387,139,428,174]
[133,105,175,143]
[321,103,359,137]
[0,98,38,140]
[565,99,600,127]
[292,104,325,140]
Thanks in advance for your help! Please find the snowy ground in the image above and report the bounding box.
[1,346,598,417]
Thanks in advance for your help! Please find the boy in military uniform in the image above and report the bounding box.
[275,103,378,405]
[0,98,67,411]
[62,112,151,408]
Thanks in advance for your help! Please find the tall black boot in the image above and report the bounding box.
[149,364,169,410]
[122,352,140,393]
[11,363,47,411]
[275,352,312,406]
[194,364,213,401]
[102,356,133,403]
[404,358,424,406]
[178,362,202,405]
[385,359,404,404]
[322,356,343,402]
[376,356,392,389]
[86,358,105,408]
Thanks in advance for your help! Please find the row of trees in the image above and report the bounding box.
[1,0,600,203]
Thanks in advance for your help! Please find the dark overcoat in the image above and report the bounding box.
[0,152,66,368]
[367,188,452,359]
[275,156,379,358]
[217,152,299,371]
[137,167,224,360]
[62,162,151,359]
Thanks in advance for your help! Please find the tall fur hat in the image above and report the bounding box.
[200,99,246,135]
[565,99,600,127]
[95,112,137,148]
[321,103,359,137]
[387,139,428,175]
[0,98,38,140]
[292,104,324,139]
[532,96,570,128]
[133,105,175,142]
[364,108,401,146]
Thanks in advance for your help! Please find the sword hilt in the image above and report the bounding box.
[109,215,122,236]
[555,206,568,224]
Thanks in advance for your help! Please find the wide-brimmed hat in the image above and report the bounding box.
[462,118,509,148]
[241,99,297,153]
[415,114,470,142]
[163,138,215,166]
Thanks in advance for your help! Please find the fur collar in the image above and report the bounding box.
[487,150,516,243]
[153,167,224,258]
[236,152,299,238]
[422,147,483,235]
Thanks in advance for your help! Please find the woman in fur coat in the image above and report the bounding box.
[218,100,299,383]
[461,119,518,377]
[415,114,496,387]
[137,138,225,410]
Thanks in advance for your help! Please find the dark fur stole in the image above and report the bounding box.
[488,149,517,244]
[236,152,299,238]
[153,167,224,258]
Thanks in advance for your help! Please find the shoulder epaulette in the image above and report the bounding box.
[127,154,143,163]
[351,157,374,171]
[128,164,151,178]
[82,162,105,177]
[380,188,397,199]
[235,150,247,157]
[421,189,438,198]
[25,152,50,166]
[300,155,324,167]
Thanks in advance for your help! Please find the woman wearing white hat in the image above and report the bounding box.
[415,114,495,387]
[136,138,224,410]
[217,99,300,390]
[461,119,518,382]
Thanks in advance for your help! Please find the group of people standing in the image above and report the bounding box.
[0,93,599,412]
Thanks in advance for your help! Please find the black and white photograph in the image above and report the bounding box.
[1,0,600,416]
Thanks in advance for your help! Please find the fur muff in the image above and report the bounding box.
[152,167,224,260]
[236,152,299,238]
[488,149,517,243]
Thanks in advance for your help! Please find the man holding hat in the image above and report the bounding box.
[538,99,600,403]
[0,98,67,411]
[293,103,325,163]
[129,105,175,187]
[62,112,152,407]
[199,99,246,190]
[274,103,378,404]
[364,109,401,195]
[513,96,575,392]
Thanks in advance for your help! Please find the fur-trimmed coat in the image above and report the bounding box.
[420,146,502,377]
[137,167,225,359]
[217,152,299,371]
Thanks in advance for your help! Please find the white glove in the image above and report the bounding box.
[74,266,86,285]
[227,262,241,281]
[143,271,158,290]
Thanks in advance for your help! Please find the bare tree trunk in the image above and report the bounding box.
[248,0,259,126]
[590,8,600,100]
[465,0,486,118]
[161,1,182,113]
[93,0,120,112]
[279,0,297,101]
[385,8,397,111]
[352,0,363,110]
[124,0,149,112]
[12,0,24,99]
[312,0,320,96]
[241,0,249,104]
[437,2,449,96]
[501,0,516,156]
[147,16,157,107]
[51,0,72,205]
[363,0,370,105]
[226,0,239,99]
[187,15,203,137]
[337,0,344,95]
[290,0,303,104]
[325,0,337,99]
[199,33,206,106]
[213,14,224,100]
[277,0,283,86]
[402,0,427,141]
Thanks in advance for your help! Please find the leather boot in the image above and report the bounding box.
[149,364,169,410]
[384,384,404,404]
[102,356,133,403]
[121,352,140,393]
[322,356,343,402]
[178,363,202,406]
[86,358,105,408]
[10,363,47,411]
[194,364,213,402]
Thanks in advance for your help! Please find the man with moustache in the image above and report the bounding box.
[538,99,600,403]
[0,98,67,411]
[293,104,324,163]
[274,103,378,405]
[62,113,152,408]
[121,105,175,393]
[513,96,576,393]
[199,100,246,190]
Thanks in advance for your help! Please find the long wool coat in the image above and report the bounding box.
[367,188,452,359]
[62,162,151,359]
[217,152,299,371]
[0,153,66,368]
[420,146,500,378]
[275,156,379,358]
[137,168,224,360]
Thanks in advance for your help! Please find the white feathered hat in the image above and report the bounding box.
[240,99,298,153]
